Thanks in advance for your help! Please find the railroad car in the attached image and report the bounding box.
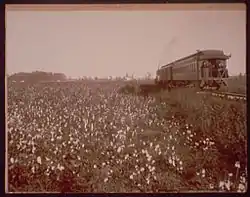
[155,50,230,90]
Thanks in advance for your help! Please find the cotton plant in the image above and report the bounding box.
[7,81,246,192]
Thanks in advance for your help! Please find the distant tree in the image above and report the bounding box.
[8,71,67,84]
[131,73,134,79]
[53,73,67,81]
[146,72,152,80]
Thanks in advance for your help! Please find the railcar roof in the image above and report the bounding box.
[160,50,230,69]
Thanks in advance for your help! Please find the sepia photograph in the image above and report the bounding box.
[6,4,247,193]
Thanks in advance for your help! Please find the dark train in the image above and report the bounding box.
[155,50,230,90]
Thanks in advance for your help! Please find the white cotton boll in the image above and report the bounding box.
[104,178,108,183]
[124,154,129,160]
[37,156,42,164]
[225,180,231,190]
[201,169,206,177]
[60,165,65,171]
[31,166,35,173]
[240,176,246,183]
[10,157,14,164]
[209,183,214,189]
[93,164,97,169]
[147,156,152,162]
[117,147,122,153]
[31,146,36,154]
[129,174,133,179]
[57,136,62,140]
[238,183,246,192]
[235,161,240,168]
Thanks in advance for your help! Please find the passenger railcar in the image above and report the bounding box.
[155,50,230,90]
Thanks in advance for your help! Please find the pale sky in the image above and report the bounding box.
[6,8,246,78]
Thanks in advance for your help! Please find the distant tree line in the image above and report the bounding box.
[8,71,67,84]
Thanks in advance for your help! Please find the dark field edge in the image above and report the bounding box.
[3,1,249,197]
[247,1,250,197]
[4,0,246,4]
[2,2,6,196]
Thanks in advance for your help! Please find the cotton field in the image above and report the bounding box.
[7,81,247,192]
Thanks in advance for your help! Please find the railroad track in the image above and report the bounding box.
[197,90,246,102]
